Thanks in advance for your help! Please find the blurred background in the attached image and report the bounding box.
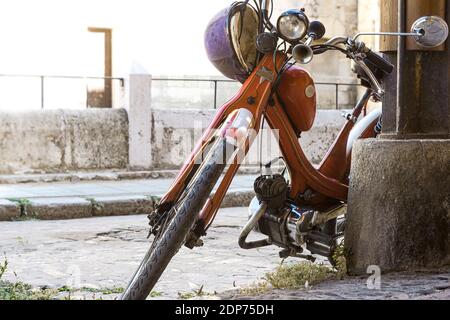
[0,0,380,111]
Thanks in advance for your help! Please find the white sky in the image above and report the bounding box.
[0,1,309,111]
[0,0,247,76]
[0,1,382,111]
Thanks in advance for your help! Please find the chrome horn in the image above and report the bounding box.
[292,43,314,64]
[292,21,325,64]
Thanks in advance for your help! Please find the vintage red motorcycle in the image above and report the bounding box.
[120,0,393,300]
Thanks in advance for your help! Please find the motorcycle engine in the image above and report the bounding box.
[248,175,344,260]
[251,175,314,250]
[253,174,288,209]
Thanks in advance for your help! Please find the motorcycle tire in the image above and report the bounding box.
[120,138,232,300]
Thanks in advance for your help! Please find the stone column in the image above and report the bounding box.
[128,73,153,170]
[346,0,450,275]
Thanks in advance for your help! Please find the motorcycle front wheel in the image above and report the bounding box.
[120,138,234,300]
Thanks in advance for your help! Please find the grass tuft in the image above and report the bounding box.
[150,291,163,297]
[177,285,215,300]
[85,198,104,212]
[332,242,347,279]
[240,243,348,296]
[0,281,57,300]
[80,286,124,295]
[265,262,335,290]
[7,198,38,220]
[239,281,271,296]
[0,256,7,280]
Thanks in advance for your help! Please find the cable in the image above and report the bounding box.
[258,115,266,176]
[273,41,289,75]
[311,44,351,57]
[268,0,274,20]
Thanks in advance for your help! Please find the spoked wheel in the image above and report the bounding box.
[120,137,235,300]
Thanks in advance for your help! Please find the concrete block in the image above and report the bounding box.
[0,199,20,221]
[220,191,254,209]
[346,139,450,275]
[89,195,155,217]
[30,197,92,220]
[0,109,129,174]
[128,74,153,170]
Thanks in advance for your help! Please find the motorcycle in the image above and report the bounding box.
[120,0,394,300]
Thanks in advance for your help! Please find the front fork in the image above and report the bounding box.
[155,53,287,239]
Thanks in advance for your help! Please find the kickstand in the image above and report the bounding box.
[279,249,316,262]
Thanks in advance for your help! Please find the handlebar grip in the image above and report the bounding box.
[365,50,394,74]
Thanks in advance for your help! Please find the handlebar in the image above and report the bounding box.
[324,37,394,74]
[353,59,384,98]
[257,5,393,99]
[320,36,394,98]
[364,49,394,74]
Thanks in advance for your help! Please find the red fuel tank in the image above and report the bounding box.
[276,65,317,135]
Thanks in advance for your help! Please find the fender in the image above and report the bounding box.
[346,107,382,158]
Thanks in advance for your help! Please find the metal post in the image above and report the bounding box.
[335,84,339,109]
[213,80,218,109]
[86,79,89,108]
[40,76,45,109]
[396,0,406,134]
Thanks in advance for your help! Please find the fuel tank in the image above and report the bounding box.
[276,65,317,135]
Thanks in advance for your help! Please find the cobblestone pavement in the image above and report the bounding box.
[0,207,296,299]
[1,207,449,300]
[223,272,450,300]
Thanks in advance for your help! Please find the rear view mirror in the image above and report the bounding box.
[411,16,449,48]
[353,16,449,49]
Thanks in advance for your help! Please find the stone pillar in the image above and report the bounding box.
[128,74,153,170]
[346,0,450,275]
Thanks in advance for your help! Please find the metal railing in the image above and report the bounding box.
[152,77,237,110]
[315,82,362,109]
[0,74,361,110]
[0,74,125,109]
[152,77,362,109]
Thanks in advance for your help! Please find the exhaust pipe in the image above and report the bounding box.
[238,201,271,249]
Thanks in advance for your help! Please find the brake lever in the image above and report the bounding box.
[353,57,384,99]
[322,36,384,98]
[325,36,385,98]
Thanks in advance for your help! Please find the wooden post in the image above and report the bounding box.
[345,0,450,275]
[380,0,446,52]
[88,27,113,108]
[380,0,399,52]
[406,0,446,50]
[380,0,449,138]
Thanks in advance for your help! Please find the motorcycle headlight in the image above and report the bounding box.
[277,9,309,41]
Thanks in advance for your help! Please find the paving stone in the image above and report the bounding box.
[0,208,296,300]
[222,271,450,300]
[30,197,92,220]
[0,176,257,220]
[90,195,155,217]
[0,199,20,220]
[0,170,262,184]
[1,207,448,300]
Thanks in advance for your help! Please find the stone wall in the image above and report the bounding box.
[147,108,346,170]
[0,109,129,174]
[0,108,345,174]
